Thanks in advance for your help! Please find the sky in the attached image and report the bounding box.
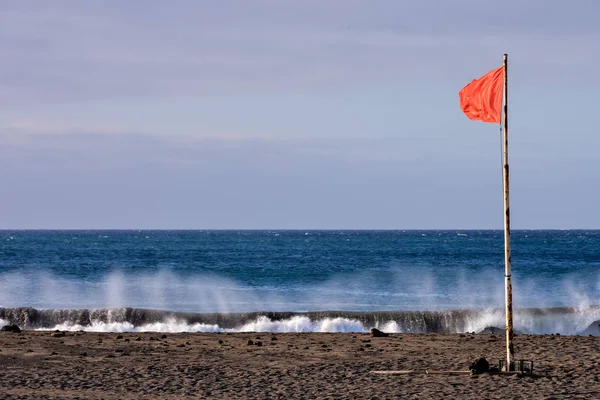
[1,0,599,229]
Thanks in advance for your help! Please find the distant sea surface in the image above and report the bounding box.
[0,230,598,334]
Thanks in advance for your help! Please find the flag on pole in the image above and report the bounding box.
[459,66,504,123]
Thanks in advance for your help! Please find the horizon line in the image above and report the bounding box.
[0,228,597,231]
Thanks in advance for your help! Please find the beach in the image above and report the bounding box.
[1,232,599,399]
[1,330,598,399]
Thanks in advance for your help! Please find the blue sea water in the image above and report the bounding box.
[0,230,598,334]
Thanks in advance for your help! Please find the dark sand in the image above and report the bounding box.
[0,330,599,399]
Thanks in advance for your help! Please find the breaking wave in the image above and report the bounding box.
[1,306,599,335]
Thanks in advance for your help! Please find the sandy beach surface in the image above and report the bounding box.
[0,330,599,399]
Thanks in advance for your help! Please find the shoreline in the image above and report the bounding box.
[0,331,599,399]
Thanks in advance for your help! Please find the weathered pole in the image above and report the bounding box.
[502,53,514,370]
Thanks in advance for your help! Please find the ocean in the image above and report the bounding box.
[0,230,598,335]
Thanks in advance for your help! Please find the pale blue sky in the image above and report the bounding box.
[1,0,599,229]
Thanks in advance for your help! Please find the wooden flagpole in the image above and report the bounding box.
[502,53,514,370]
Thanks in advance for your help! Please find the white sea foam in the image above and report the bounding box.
[38,316,367,333]
[43,319,226,333]
[236,316,365,333]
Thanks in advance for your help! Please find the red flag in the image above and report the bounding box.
[459,66,504,123]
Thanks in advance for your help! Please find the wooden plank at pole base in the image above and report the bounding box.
[371,370,526,376]
[370,370,421,375]
[371,370,471,375]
